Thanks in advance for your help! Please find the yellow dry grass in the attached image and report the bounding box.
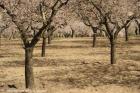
[0,37,140,93]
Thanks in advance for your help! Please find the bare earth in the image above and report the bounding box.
[0,37,140,93]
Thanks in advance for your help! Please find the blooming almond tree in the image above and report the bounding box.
[90,0,136,64]
[0,0,69,89]
[75,0,136,64]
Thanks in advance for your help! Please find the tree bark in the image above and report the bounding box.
[110,38,116,64]
[25,47,35,89]
[41,37,46,57]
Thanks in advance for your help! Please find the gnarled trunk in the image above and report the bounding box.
[25,47,35,89]
[41,37,46,57]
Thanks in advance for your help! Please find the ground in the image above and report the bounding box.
[0,37,140,93]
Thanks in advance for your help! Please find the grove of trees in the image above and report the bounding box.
[0,0,140,91]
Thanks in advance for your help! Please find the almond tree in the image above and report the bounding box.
[77,14,99,47]
[89,0,135,64]
[70,25,75,38]
[0,11,9,47]
[41,25,56,57]
[75,0,106,47]
[76,0,136,64]
[135,19,140,35]
[0,24,8,47]
[134,0,140,35]
[0,0,69,89]
[121,19,131,41]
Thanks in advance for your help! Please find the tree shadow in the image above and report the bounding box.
[37,62,140,88]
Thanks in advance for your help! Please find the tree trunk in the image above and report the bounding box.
[48,35,51,44]
[110,39,116,64]
[41,37,46,57]
[93,33,97,47]
[25,47,35,89]
[125,27,128,41]
[71,31,74,38]
[0,33,1,48]
[33,30,36,37]
[138,24,140,35]
[135,29,138,35]
[135,20,140,35]
[8,31,16,39]
[92,27,97,47]
[99,30,103,36]
[71,29,74,38]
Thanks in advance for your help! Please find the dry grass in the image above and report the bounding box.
[0,37,140,93]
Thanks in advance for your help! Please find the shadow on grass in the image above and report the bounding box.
[36,61,140,89]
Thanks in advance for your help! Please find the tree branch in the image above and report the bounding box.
[0,3,30,47]
[114,17,135,39]
[30,0,69,47]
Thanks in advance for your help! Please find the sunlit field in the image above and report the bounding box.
[0,37,140,93]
